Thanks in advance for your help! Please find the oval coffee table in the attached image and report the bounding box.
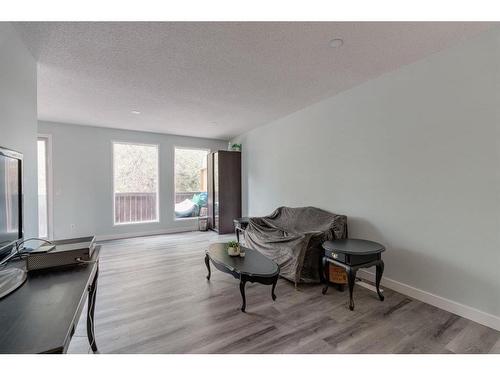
[322,239,385,311]
[205,243,279,312]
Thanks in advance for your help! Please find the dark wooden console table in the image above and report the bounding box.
[322,239,385,311]
[205,243,279,312]
[0,246,100,353]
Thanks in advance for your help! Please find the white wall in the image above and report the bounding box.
[0,23,38,238]
[38,121,227,240]
[234,28,500,325]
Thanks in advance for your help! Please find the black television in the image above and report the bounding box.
[0,146,23,262]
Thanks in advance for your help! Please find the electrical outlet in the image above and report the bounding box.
[70,224,76,233]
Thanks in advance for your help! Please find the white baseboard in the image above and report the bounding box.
[95,227,195,242]
[357,269,500,332]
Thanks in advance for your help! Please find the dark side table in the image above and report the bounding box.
[0,246,100,353]
[322,239,385,311]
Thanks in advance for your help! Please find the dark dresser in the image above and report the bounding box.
[207,150,242,234]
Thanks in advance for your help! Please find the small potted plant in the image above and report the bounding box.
[227,240,240,256]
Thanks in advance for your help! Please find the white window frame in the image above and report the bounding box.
[112,141,160,226]
[37,134,53,239]
[173,146,210,221]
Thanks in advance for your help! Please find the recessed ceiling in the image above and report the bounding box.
[14,22,495,140]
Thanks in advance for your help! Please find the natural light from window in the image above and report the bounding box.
[113,142,159,225]
[37,138,48,238]
[174,148,209,219]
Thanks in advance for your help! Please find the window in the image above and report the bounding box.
[4,155,19,234]
[113,142,159,225]
[174,148,209,219]
[37,136,51,238]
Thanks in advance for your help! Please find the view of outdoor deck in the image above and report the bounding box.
[114,191,206,224]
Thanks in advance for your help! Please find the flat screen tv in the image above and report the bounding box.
[0,146,23,262]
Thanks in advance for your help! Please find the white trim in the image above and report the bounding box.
[357,269,500,332]
[95,227,195,242]
[37,134,54,240]
[111,141,160,226]
[113,219,160,226]
[175,217,199,221]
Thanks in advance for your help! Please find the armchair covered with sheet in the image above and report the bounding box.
[243,206,348,285]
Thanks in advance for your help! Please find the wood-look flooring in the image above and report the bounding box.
[68,231,500,354]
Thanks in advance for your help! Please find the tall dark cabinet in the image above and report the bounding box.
[207,150,241,234]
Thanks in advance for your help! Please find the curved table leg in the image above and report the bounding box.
[235,227,240,243]
[205,254,211,281]
[347,266,357,311]
[271,277,278,301]
[375,260,385,301]
[322,257,329,295]
[239,280,247,312]
[318,252,325,284]
[87,267,99,353]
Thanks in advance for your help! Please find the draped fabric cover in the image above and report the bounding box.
[244,206,348,284]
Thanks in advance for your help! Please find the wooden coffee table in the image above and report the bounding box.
[205,243,279,312]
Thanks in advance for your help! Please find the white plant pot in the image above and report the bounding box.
[227,246,240,256]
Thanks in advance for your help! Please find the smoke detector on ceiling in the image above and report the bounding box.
[329,38,344,48]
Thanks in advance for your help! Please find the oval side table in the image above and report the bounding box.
[322,239,385,311]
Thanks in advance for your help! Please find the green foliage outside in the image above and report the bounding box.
[114,143,158,193]
[113,144,207,194]
[175,148,208,192]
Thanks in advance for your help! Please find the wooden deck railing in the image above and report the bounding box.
[115,191,206,223]
[115,192,157,224]
[175,191,204,204]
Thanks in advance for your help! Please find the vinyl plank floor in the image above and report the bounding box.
[68,231,500,354]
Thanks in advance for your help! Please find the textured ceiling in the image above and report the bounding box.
[14,22,495,140]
